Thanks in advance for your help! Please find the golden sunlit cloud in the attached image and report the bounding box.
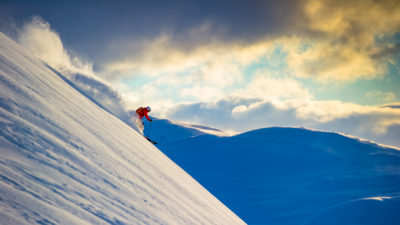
[288,0,400,81]
[100,31,274,84]
[100,0,400,85]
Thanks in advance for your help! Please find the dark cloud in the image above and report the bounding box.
[3,0,399,82]
[371,42,400,59]
[382,102,400,109]
[0,0,302,63]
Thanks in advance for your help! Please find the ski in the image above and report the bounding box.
[145,137,158,145]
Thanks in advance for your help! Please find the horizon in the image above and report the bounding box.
[1,0,399,148]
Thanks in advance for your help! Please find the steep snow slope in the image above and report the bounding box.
[159,126,400,225]
[0,33,245,225]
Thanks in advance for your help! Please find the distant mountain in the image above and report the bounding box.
[0,33,244,225]
[156,123,400,225]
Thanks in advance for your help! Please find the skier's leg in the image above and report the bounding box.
[133,113,144,135]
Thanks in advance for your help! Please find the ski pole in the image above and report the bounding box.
[147,120,153,138]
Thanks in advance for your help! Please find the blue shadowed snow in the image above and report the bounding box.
[143,118,228,143]
[155,123,400,225]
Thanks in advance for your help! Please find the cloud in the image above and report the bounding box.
[100,29,273,81]
[83,0,400,117]
[180,86,224,102]
[282,38,385,81]
[371,42,400,60]
[98,30,275,109]
[382,102,400,109]
[302,0,400,38]
[366,91,396,105]
[283,0,400,81]
[5,1,398,85]
[95,0,400,83]
[236,71,312,100]
[165,97,400,148]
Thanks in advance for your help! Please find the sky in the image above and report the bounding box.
[1,0,400,147]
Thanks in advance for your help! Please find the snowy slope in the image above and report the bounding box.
[158,125,400,225]
[143,118,231,144]
[0,33,245,225]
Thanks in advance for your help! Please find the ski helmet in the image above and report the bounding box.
[146,106,151,112]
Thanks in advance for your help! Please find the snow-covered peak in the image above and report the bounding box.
[0,32,244,224]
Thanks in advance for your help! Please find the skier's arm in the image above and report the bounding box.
[144,112,152,122]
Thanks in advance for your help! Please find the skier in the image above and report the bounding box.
[134,106,157,144]
[136,106,152,123]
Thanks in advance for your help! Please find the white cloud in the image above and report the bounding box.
[180,86,224,102]
[97,29,277,112]
[165,96,400,148]
[237,72,312,101]
[291,100,369,123]
[98,24,275,92]
[199,59,242,87]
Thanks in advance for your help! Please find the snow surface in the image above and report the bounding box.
[0,33,245,225]
[142,118,231,144]
[155,123,400,225]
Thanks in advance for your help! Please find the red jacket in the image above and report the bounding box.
[136,107,152,121]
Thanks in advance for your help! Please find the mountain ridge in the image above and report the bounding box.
[155,121,400,224]
[0,32,245,225]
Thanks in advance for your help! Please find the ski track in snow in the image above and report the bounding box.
[0,33,245,225]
